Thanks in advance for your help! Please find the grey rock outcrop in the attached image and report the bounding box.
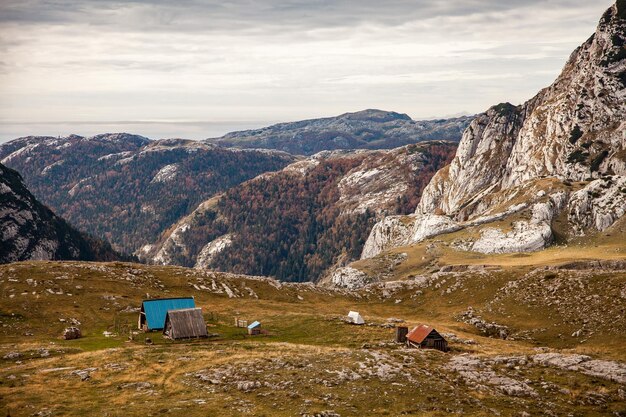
[363,3,626,258]
[62,327,82,340]
[361,216,415,259]
[328,267,372,290]
[532,353,626,384]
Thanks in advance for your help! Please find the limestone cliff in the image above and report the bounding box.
[363,2,626,259]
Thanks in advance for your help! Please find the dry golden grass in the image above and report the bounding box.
[0,258,625,416]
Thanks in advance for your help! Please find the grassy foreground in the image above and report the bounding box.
[0,261,625,416]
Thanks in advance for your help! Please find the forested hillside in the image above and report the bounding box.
[143,142,456,281]
[0,135,295,254]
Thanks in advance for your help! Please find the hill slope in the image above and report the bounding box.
[0,163,120,263]
[361,1,626,259]
[0,134,296,254]
[140,142,456,282]
[206,109,473,155]
[0,261,625,416]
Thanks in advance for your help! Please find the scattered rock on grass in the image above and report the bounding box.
[3,352,20,360]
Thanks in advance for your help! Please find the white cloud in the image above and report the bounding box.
[0,0,616,140]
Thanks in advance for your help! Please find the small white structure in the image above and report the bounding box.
[347,311,365,325]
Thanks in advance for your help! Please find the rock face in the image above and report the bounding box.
[206,109,474,155]
[328,267,372,290]
[194,234,233,269]
[363,2,626,258]
[0,163,120,264]
[568,176,626,234]
[361,216,416,259]
[419,4,626,219]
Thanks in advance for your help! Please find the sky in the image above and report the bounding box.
[0,0,616,141]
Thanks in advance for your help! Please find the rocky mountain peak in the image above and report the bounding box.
[417,1,625,220]
[361,2,626,259]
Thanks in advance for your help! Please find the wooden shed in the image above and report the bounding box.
[406,325,448,352]
[395,326,409,343]
[247,321,261,335]
[162,308,208,340]
[139,297,196,331]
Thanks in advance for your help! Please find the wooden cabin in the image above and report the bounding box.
[162,308,208,340]
[138,297,196,331]
[406,325,448,352]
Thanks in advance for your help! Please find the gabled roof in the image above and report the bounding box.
[407,325,436,344]
[247,321,261,329]
[141,297,195,330]
[164,308,208,339]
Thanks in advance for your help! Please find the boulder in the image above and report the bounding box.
[62,327,81,340]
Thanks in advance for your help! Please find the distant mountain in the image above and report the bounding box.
[0,134,296,255]
[360,1,626,260]
[0,163,120,263]
[206,109,474,155]
[140,141,456,282]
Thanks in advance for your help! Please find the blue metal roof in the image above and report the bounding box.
[247,321,261,329]
[141,298,195,330]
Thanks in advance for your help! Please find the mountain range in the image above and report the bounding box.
[206,109,473,155]
[0,134,296,255]
[1,3,625,285]
[139,141,456,281]
[0,111,469,271]
[1,3,626,417]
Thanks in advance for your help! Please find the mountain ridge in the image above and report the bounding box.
[0,133,296,255]
[139,142,456,282]
[0,163,121,263]
[205,109,474,155]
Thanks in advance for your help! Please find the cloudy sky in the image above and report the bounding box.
[0,0,615,141]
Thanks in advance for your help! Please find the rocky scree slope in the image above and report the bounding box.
[140,142,456,282]
[0,163,120,263]
[0,134,296,255]
[206,109,473,155]
[362,2,626,259]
